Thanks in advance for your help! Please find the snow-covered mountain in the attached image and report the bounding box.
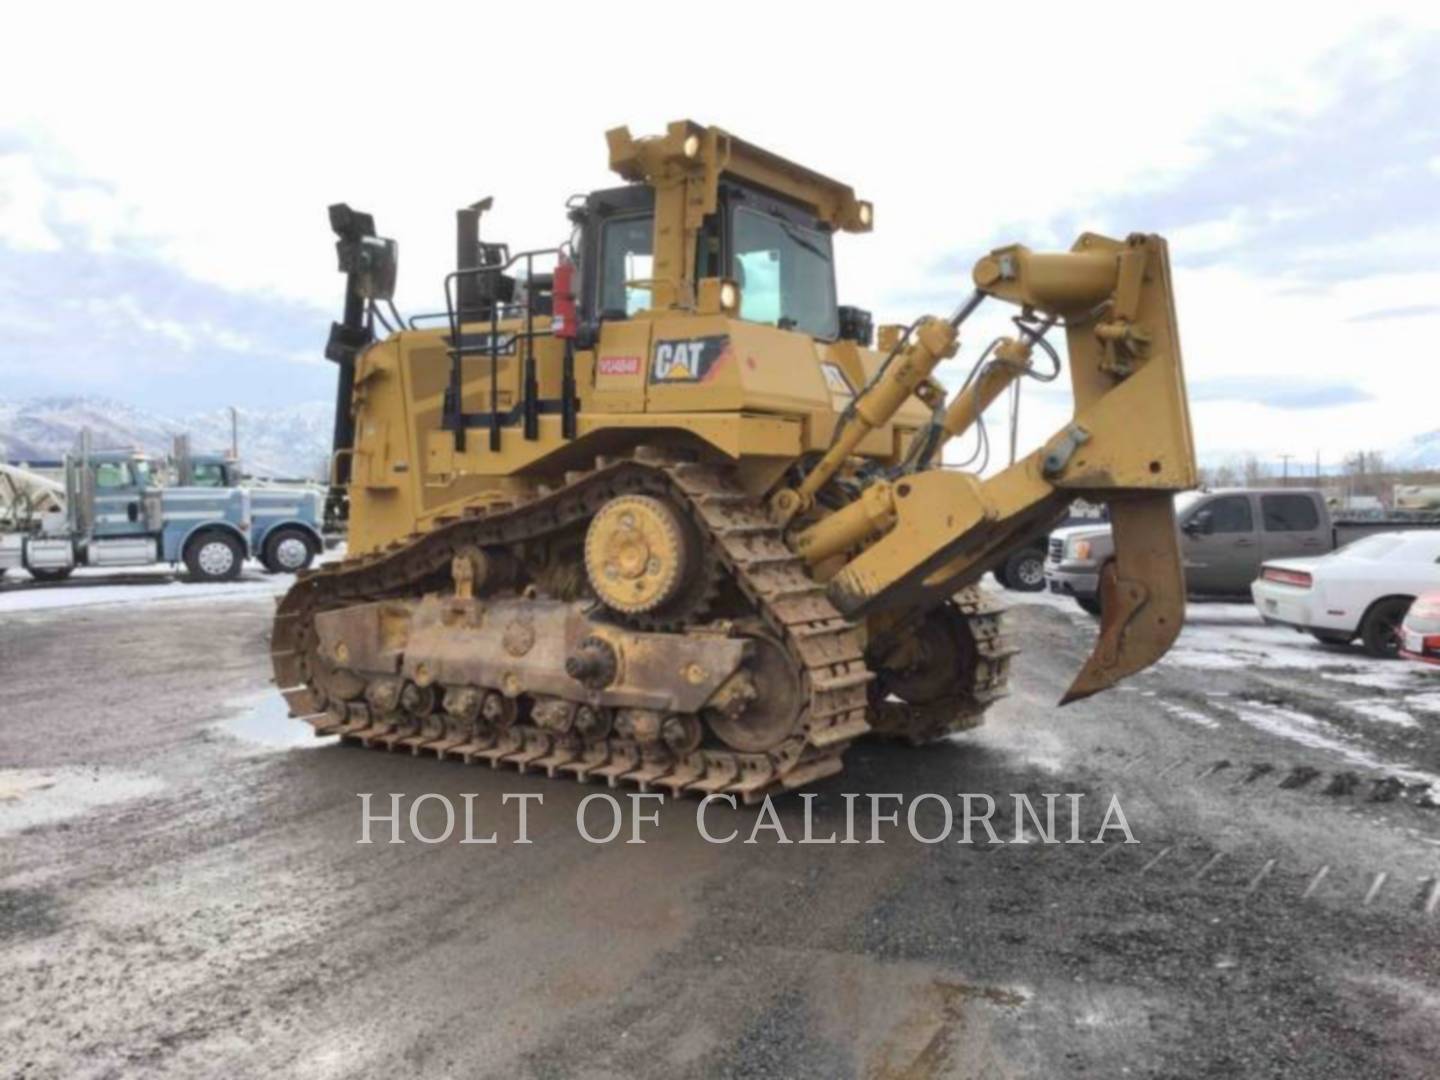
[0,396,334,479]
[1389,428,1440,471]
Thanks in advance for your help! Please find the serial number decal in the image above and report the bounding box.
[597,354,642,376]
[651,336,732,383]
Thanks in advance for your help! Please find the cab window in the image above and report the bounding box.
[1205,495,1253,533]
[93,462,132,489]
[1261,494,1319,532]
[599,215,653,317]
[192,462,228,487]
[731,207,838,339]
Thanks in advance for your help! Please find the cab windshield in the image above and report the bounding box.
[731,207,838,340]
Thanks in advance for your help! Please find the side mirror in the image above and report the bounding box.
[1183,509,1214,536]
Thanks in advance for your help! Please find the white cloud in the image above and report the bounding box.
[2,2,1439,456]
[0,153,63,251]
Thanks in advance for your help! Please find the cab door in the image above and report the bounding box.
[1181,493,1258,593]
[90,461,146,537]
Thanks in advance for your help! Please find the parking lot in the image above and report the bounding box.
[2,577,1438,1078]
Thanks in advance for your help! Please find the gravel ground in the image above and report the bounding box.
[1,578,1437,1078]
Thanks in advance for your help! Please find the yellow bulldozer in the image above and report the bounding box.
[271,120,1196,799]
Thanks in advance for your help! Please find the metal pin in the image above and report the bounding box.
[1193,852,1225,882]
[1140,846,1174,874]
[1363,871,1389,908]
[1302,864,1330,899]
[1156,758,1189,778]
[1244,858,1277,896]
[1424,878,1440,917]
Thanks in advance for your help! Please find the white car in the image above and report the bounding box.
[1251,530,1440,657]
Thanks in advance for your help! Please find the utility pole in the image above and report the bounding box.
[1279,453,1294,487]
[229,406,239,459]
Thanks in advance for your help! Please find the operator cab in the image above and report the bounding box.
[573,179,853,344]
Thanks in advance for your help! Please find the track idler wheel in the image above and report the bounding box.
[707,635,803,753]
[871,605,978,706]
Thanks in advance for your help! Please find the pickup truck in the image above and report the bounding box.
[1044,487,1438,614]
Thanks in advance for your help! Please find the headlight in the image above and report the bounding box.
[682,133,700,159]
[718,281,739,312]
[857,201,873,228]
[1071,539,1092,560]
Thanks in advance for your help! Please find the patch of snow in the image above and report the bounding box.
[1011,589,1092,618]
[1405,691,1440,713]
[1160,701,1219,729]
[0,565,290,613]
[1230,700,1439,785]
[1347,699,1418,727]
[0,767,164,836]
[1322,669,1424,692]
[1158,602,1424,683]
[1162,647,1257,670]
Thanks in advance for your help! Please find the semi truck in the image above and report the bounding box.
[0,436,324,583]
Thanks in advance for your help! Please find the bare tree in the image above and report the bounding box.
[1242,455,1270,486]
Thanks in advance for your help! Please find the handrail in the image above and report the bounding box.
[440,248,563,452]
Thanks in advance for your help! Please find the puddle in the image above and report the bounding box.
[0,767,164,836]
[216,693,336,752]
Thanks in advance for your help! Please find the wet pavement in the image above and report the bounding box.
[1,589,1438,1078]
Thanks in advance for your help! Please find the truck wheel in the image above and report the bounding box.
[262,527,316,573]
[27,566,73,583]
[1001,550,1046,592]
[1359,597,1411,659]
[1309,629,1354,647]
[1076,596,1102,617]
[184,531,244,582]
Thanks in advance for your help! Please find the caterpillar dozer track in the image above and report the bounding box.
[272,120,1197,801]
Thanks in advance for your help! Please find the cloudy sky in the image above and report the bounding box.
[2,2,1437,467]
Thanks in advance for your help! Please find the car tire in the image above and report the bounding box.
[1001,550,1046,593]
[262,527,316,574]
[27,565,73,583]
[1309,629,1354,647]
[184,530,244,582]
[1076,596,1102,617]
[1358,597,1412,659]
